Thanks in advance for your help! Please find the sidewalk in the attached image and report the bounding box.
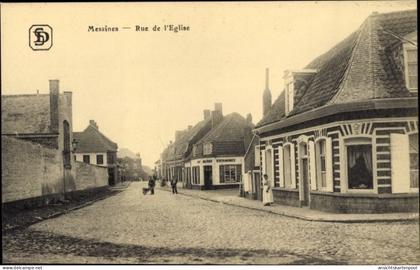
[158,184,419,223]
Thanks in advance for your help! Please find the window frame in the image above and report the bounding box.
[83,154,90,164]
[403,43,418,92]
[282,143,294,189]
[96,154,104,165]
[341,136,376,194]
[408,132,419,192]
[219,164,242,183]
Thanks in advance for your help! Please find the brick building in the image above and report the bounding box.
[253,10,418,213]
[2,80,109,206]
[73,120,119,186]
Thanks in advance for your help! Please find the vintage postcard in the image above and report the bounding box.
[1,1,418,267]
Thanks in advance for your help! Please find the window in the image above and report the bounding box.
[96,154,104,165]
[203,143,213,155]
[285,82,294,115]
[316,139,327,189]
[192,166,200,184]
[107,152,115,164]
[219,165,242,183]
[83,155,90,164]
[254,145,261,167]
[404,46,418,90]
[283,144,293,188]
[409,133,418,189]
[346,140,373,190]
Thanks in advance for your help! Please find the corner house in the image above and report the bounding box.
[187,105,254,190]
[255,10,418,213]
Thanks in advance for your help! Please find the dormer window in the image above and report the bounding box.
[404,45,418,91]
[203,142,213,155]
[403,31,417,91]
[284,69,317,115]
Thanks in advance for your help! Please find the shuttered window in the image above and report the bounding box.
[405,47,418,90]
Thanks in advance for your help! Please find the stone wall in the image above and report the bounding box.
[74,161,108,190]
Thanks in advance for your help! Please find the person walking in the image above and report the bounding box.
[262,174,273,206]
[171,176,178,194]
[148,176,156,195]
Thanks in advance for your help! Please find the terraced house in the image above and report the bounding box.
[254,10,418,213]
[187,103,254,190]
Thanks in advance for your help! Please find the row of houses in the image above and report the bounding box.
[2,80,122,207]
[159,9,418,213]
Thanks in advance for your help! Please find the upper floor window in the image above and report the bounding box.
[83,155,90,164]
[97,154,104,165]
[285,82,294,115]
[203,143,213,155]
[403,37,418,91]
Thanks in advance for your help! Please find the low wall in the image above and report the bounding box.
[309,192,419,213]
[74,161,108,190]
[272,188,300,207]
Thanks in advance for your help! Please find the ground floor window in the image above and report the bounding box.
[316,139,327,189]
[192,166,200,184]
[219,165,241,183]
[347,143,373,189]
[283,144,293,188]
[409,133,418,189]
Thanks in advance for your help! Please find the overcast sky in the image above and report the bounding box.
[2,1,416,167]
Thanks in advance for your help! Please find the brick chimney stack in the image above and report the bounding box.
[89,120,98,129]
[49,80,60,133]
[175,130,183,141]
[203,109,211,120]
[263,68,272,117]
[211,103,223,128]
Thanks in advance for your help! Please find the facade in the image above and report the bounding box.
[73,120,119,185]
[187,103,254,190]
[254,10,418,213]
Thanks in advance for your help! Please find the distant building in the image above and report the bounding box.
[254,10,418,213]
[73,120,119,185]
[187,103,254,190]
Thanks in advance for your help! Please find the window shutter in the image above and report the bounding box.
[309,140,317,190]
[325,137,333,192]
[290,144,296,189]
[391,133,410,193]
[278,145,285,187]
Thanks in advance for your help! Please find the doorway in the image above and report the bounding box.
[204,166,213,189]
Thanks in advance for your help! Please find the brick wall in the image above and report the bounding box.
[1,136,63,203]
[2,136,109,204]
[74,161,108,190]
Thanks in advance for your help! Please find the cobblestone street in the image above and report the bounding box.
[3,182,419,264]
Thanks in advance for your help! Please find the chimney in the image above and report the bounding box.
[246,113,253,125]
[49,80,60,133]
[214,102,223,115]
[89,120,98,129]
[188,125,193,130]
[263,68,272,117]
[203,109,211,120]
[175,130,183,141]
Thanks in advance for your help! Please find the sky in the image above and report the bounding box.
[1,1,417,167]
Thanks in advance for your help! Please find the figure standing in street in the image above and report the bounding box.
[171,176,178,194]
[148,176,156,195]
[262,174,273,206]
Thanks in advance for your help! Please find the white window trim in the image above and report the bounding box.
[282,142,296,189]
[315,137,328,192]
[340,135,377,194]
[403,42,418,92]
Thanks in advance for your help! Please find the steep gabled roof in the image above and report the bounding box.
[256,9,417,129]
[198,113,254,144]
[74,125,118,153]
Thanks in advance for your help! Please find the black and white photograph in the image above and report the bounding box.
[1,1,418,267]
